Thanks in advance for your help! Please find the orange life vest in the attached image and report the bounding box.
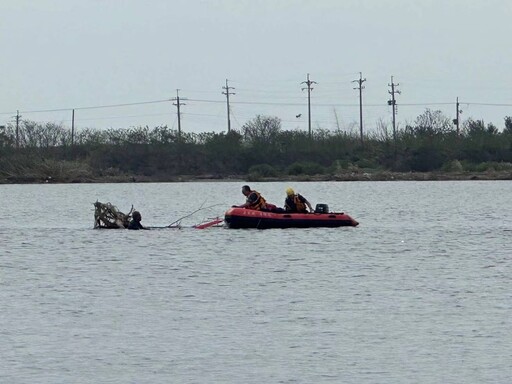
[285,194,307,213]
[247,190,267,210]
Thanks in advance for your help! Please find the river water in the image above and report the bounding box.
[1,180,511,383]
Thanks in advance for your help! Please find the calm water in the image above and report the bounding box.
[1,181,511,383]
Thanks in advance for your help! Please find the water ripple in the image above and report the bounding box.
[1,181,511,383]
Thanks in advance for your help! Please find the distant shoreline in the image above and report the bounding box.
[1,170,511,184]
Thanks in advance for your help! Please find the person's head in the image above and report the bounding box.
[132,211,142,222]
[286,187,294,196]
[242,185,251,196]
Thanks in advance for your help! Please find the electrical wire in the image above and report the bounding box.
[463,102,512,107]
[76,112,172,122]
[0,99,171,115]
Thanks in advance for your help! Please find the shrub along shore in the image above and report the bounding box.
[1,111,511,184]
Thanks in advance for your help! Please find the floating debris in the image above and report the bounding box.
[93,201,134,229]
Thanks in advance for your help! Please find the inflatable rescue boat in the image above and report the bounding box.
[224,205,359,229]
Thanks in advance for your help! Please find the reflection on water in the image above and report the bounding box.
[1,181,511,383]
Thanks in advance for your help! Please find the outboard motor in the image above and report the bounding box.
[314,203,329,213]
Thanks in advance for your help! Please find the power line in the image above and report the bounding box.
[463,102,512,107]
[73,99,171,111]
[76,112,173,122]
[0,99,171,115]
[3,82,510,136]
[0,99,467,118]
[3,94,503,117]
[187,98,454,107]
[182,112,225,118]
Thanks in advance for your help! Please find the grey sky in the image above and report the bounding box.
[1,0,511,134]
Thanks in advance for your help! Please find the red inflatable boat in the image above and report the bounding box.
[224,207,359,229]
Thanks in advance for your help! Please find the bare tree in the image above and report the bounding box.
[242,115,282,145]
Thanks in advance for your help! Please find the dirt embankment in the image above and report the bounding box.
[2,170,511,184]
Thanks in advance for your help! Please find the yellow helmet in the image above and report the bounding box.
[286,187,294,196]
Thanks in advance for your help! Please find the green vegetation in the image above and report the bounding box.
[1,109,511,182]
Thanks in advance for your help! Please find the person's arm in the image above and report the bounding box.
[138,221,150,230]
[239,192,258,208]
[300,195,314,212]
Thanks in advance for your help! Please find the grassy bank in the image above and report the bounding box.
[2,169,511,184]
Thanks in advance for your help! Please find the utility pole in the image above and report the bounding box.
[71,109,75,147]
[301,73,317,139]
[15,110,20,149]
[222,79,235,133]
[172,89,186,139]
[388,76,400,145]
[352,72,366,146]
[453,97,462,135]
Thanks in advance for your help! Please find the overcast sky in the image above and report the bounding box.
[1,0,511,134]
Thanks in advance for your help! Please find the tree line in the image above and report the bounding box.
[0,109,511,182]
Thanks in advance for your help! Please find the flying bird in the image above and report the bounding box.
[295,114,302,118]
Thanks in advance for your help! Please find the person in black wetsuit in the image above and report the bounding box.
[128,211,149,230]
